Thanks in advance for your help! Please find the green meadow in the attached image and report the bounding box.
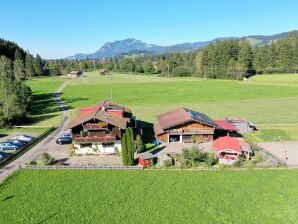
[0,169,298,224]
[3,72,298,140]
[62,72,298,141]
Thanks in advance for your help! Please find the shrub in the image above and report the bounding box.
[36,153,55,166]
[114,147,120,156]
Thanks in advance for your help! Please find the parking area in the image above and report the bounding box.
[258,141,298,167]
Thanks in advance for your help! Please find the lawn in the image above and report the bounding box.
[61,72,298,140]
[0,169,298,223]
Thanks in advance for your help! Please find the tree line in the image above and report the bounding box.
[32,31,298,80]
[0,39,33,127]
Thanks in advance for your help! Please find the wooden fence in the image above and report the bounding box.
[20,165,144,170]
[0,127,56,168]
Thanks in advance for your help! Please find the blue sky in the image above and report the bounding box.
[1,0,297,59]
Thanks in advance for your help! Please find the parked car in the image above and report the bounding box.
[56,137,72,145]
[5,140,23,148]
[6,139,26,147]
[0,142,20,151]
[61,133,72,139]
[0,151,9,160]
[14,134,34,142]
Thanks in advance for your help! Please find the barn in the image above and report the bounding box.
[154,108,218,144]
[68,70,82,78]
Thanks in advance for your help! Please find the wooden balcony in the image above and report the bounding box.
[74,134,116,143]
[83,123,108,130]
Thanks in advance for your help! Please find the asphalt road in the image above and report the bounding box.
[0,81,70,183]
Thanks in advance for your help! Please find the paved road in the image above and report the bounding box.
[0,81,70,183]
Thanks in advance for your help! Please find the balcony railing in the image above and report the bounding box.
[74,135,116,143]
[83,123,108,130]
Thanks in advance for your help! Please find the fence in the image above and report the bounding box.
[0,127,56,168]
[20,165,144,170]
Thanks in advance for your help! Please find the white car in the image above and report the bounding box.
[14,134,34,142]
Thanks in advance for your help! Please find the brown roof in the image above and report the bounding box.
[155,108,217,135]
[66,105,128,130]
[153,124,164,135]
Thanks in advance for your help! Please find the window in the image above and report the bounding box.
[102,142,114,148]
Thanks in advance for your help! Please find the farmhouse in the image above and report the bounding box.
[212,136,251,165]
[66,100,138,155]
[68,70,82,78]
[154,108,218,143]
[225,117,256,133]
[100,69,109,75]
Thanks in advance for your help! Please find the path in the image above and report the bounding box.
[0,81,70,183]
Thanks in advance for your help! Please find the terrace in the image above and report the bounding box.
[74,134,116,143]
[83,123,108,130]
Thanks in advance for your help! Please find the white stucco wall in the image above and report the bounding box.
[73,141,122,155]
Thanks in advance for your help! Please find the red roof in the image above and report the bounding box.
[214,120,238,131]
[212,136,242,154]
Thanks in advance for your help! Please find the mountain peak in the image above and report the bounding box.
[65,30,296,60]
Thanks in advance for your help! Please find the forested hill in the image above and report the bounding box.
[0,39,27,61]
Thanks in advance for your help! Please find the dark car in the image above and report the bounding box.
[0,151,9,161]
[0,142,21,151]
[56,137,72,145]
[6,139,26,147]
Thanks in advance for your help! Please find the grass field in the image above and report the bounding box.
[60,72,298,141]
[3,72,298,141]
[0,169,298,223]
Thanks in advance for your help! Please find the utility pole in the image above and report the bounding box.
[167,65,170,78]
[203,66,206,80]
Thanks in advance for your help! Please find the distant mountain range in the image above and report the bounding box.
[66,30,297,60]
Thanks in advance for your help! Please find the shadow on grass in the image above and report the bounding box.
[26,91,88,125]
[38,212,59,224]
[2,195,15,201]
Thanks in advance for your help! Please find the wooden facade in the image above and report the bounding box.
[156,121,215,143]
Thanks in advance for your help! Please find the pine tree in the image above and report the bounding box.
[14,59,26,81]
[238,40,254,77]
[34,54,44,76]
[121,132,128,165]
[25,54,35,78]
[0,56,14,80]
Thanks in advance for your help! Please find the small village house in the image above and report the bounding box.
[154,108,218,144]
[68,70,82,78]
[66,100,138,155]
[225,117,256,133]
[100,69,109,76]
[212,136,251,165]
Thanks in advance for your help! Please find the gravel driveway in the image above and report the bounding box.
[258,141,298,167]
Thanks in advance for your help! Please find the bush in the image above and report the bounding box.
[114,147,120,156]
[172,66,192,77]
[36,153,55,166]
